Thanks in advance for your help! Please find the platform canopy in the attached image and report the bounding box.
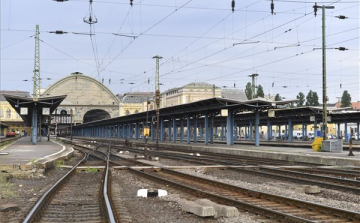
[3,94,67,125]
[75,97,297,127]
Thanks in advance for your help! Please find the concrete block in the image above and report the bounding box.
[0,204,20,212]
[304,185,321,194]
[195,199,239,217]
[181,201,215,217]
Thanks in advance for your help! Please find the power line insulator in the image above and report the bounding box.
[313,3,318,17]
[130,0,133,6]
[49,30,68,34]
[271,0,274,15]
[336,15,348,19]
[231,0,235,12]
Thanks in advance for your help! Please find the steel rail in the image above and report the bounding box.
[129,168,315,223]
[22,149,87,223]
[119,147,360,194]
[103,154,116,223]
[131,167,360,222]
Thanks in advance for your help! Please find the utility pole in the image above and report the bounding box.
[33,24,41,98]
[248,73,258,99]
[153,55,162,150]
[212,84,215,97]
[314,4,334,140]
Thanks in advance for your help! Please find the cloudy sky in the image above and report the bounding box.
[1,0,359,103]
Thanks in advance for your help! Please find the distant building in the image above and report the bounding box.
[117,92,154,116]
[160,82,221,108]
[0,91,31,136]
[221,89,247,101]
[43,72,120,125]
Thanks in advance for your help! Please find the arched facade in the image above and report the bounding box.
[43,72,120,124]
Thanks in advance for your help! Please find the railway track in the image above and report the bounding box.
[62,138,360,193]
[116,147,360,194]
[0,137,17,147]
[130,167,360,223]
[22,150,116,223]
[66,139,360,222]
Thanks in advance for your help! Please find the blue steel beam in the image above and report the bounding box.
[288,118,293,142]
[344,121,348,141]
[249,121,253,141]
[267,120,271,142]
[194,116,197,143]
[160,118,164,142]
[173,116,177,143]
[204,112,208,145]
[255,110,260,147]
[187,114,190,144]
[180,118,184,142]
[32,106,37,144]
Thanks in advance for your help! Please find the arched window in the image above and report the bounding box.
[60,110,67,115]
[6,109,11,118]
[135,110,139,114]
[125,110,130,115]
[0,109,3,117]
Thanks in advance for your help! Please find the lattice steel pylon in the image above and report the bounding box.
[33,24,41,98]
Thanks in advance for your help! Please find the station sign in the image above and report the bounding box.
[310,116,315,122]
[42,107,50,115]
[327,116,331,122]
[221,109,228,117]
[268,109,275,117]
[20,107,28,115]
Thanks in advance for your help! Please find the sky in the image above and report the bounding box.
[1,0,359,103]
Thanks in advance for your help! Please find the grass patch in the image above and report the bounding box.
[0,177,18,198]
[85,167,99,173]
[29,159,37,165]
[55,159,66,168]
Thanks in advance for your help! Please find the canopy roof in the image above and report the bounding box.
[4,94,67,125]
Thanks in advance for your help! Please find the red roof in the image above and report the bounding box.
[335,101,360,109]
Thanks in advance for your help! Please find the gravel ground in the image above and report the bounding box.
[115,152,201,166]
[111,169,262,223]
[128,159,360,211]
[0,152,83,223]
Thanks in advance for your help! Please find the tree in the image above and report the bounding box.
[306,90,320,106]
[275,93,282,101]
[256,85,264,98]
[312,92,319,106]
[341,90,352,107]
[296,92,305,107]
[245,82,252,99]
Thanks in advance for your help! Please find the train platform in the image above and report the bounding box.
[72,136,360,166]
[0,136,73,172]
[151,140,360,166]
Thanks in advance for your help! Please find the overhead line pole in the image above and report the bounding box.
[153,55,162,150]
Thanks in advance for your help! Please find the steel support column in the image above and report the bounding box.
[204,112,209,145]
[194,116,197,143]
[344,121,348,142]
[160,118,164,142]
[249,121,253,141]
[180,118,184,142]
[135,122,139,140]
[32,106,37,144]
[357,123,359,140]
[288,118,293,143]
[267,120,271,142]
[151,120,154,141]
[173,116,177,143]
[255,110,260,147]
[314,119,318,138]
[187,114,191,144]
[168,119,172,141]
[226,109,234,145]
[210,115,214,144]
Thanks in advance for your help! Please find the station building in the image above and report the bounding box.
[0,91,31,136]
